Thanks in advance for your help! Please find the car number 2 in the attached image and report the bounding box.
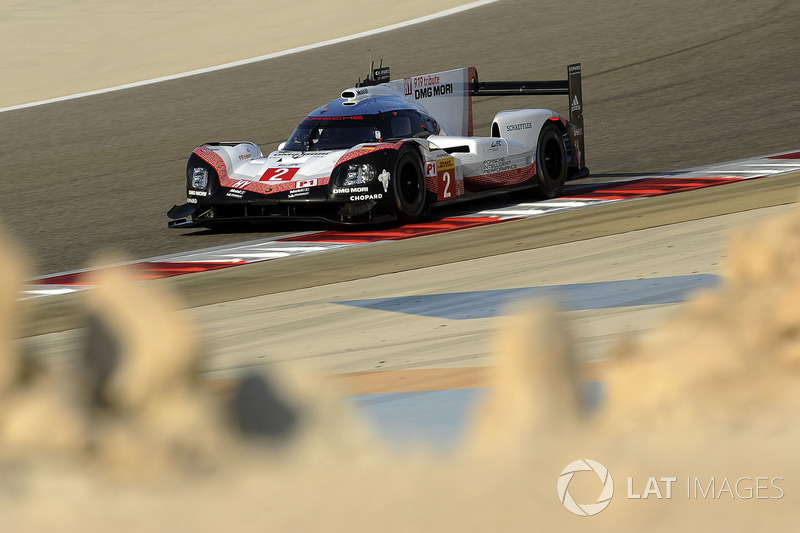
[438,170,455,200]
[259,167,299,181]
[435,156,457,201]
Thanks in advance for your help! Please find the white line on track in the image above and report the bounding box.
[221,253,292,259]
[0,0,498,115]
[693,169,784,175]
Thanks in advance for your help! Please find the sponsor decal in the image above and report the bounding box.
[569,64,582,74]
[277,150,332,159]
[295,179,319,188]
[411,74,441,88]
[238,152,252,161]
[414,83,453,100]
[307,115,364,121]
[490,139,503,149]
[356,88,369,96]
[378,169,390,192]
[506,122,532,132]
[260,167,300,182]
[231,179,250,189]
[425,161,437,178]
[287,151,330,158]
[350,193,383,201]
[288,187,309,198]
[333,187,369,194]
[436,157,455,172]
[571,95,581,112]
[373,66,390,82]
[403,77,413,96]
[188,190,208,197]
[484,157,516,173]
[186,197,198,204]
[226,189,246,198]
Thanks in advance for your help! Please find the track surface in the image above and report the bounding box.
[25,151,800,299]
[2,0,800,276]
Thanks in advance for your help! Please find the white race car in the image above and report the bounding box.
[168,63,588,227]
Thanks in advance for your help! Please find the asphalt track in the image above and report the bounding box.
[2,0,800,276]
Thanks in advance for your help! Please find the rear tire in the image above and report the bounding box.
[534,123,567,199]
[392,147,426,223]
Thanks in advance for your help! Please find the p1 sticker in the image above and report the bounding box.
[425,160,437,178]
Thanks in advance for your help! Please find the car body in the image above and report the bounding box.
[168,64,588,227]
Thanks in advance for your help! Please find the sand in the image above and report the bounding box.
[0,0,474,108]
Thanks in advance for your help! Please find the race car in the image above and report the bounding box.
[167,63,588,227]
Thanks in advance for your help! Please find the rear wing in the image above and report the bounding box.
[471,63,585,167]
[361,62,584,164]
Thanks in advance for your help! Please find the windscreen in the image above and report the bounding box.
[284,116,379,151]
[283,111,438,151]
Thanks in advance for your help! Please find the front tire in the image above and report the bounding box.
[534,123,567,199]
[392,147,426,223]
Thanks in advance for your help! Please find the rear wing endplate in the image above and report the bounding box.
[471,63,585,166]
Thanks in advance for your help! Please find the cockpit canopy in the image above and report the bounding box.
[284,107,439,151]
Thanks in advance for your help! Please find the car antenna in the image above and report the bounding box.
[356,50,389,88]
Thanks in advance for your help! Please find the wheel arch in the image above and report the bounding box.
[491,109,563,152]
[542,117,573,164]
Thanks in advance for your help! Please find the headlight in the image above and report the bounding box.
[191,167,208,189]
[344,163,376,185]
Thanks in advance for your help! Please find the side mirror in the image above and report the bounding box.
[277,142,286,150]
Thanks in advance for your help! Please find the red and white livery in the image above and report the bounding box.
[168,63,589,227]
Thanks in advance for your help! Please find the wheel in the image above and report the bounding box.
[391,147,426,222]
[534,123,567,199]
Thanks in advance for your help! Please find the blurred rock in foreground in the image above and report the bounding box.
[2,201,800,531]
